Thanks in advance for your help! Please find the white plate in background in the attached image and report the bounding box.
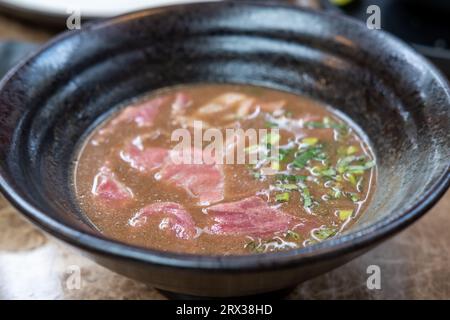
[0,0,222,21]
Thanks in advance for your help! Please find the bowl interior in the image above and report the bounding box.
[0,3,449,256]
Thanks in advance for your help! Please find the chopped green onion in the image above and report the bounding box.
[244,241,257,251]
[304,117,347,132]
[301,137,319,146]
[338,209,353,221]
[319,167,336,177]
[275,192,290,202]
[346,160,375,174]
[337,156,374,174]
[337,155,358,173]
[330,188,342,199]
[244,241,264,253]
[346,146,358,155]
[347,173,357,186]
[349,193,359,202]
[271,161,280,171]
[281,184,298,190]
[278,148,292,161]
[303,121,325,129]
[301,187,312,207]
[313,227,337,241]
[293,146,326,169]
[286,230,300,240]
[346,166,365,175]
[265,121,278,128]
[363,160,376,169]
[277,174,307,183]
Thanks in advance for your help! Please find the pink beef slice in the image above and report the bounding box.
[112,96,167,127]
[159,149,225,206]
[171,92,192,115]
[206,196,297,237]
[92,165,133,205]
[120,141,169,174]
[94,96,168,144]
[129,202,196,240]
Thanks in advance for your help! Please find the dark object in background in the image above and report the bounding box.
[341,0,450,77]
[3,0,449,77]
[399,0,450,12]
[0,3,448,298]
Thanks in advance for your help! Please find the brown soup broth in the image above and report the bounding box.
[74,84,376,255]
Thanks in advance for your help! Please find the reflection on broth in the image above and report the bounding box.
[74,84,376,255]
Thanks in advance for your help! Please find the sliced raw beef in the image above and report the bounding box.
[120,139,168,174]
[171,92,200,128]
[129,202,196,240]
[171,92,192,115]
[92,96,167,145]
[159,149,224,206]
[196,92,253,115]
[206,196,295,237]
[111,96,167,128]
[257,100,286,112]
[196,92,286,117]
[91,165,133,205]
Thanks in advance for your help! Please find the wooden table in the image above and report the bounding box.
[0,12,449,300]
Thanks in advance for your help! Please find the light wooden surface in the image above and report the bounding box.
[0,12,449,300]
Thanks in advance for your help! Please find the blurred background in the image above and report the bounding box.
[1,0,449,77]
[0,0,448,300]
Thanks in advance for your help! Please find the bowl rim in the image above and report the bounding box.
[0,1,449,271]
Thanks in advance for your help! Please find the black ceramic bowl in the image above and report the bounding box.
[0,2,449,298]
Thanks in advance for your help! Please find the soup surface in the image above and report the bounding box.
[75,84,376,255]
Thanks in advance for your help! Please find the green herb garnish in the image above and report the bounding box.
[318,167,337,177]
[275,192,290,202]
[347,173,357,186]
[244,241,264,253]
[337,156,374,175]
[348,193,359,202]
[286,230,300,240]
[313,227,337,241]
[293,146,326,169]
[278,148,293,162]
[304,117,347,132]
[265,121,278,128]
[329,187,342,199]
[301,137,319,146]
[346,145,358,155]
[301,187,312,208]
[281,184,298,191]
[277,174,307,183]
[338,209,353,221]
[271,161,281,171]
